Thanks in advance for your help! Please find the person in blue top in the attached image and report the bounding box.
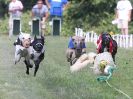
[45,0,68,17]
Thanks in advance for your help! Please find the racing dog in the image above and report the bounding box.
[97,32,117,62]
[66,36,86,65]
[70,52,97,72]
[30,35,45,76]
[92,52,116,75]
[14,33,33,74]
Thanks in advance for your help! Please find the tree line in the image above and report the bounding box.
[1,0,133,34]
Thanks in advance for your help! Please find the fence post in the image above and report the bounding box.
[116,34,119,46]
[129,34,133,47]
[75,28,77,36]
[85,32,88,42]
[77,28,80,36]
[112,35,115,40]
[94,33,98,46]
[79,28,83,37]
[125,35,128,48]
[119,35,122,47]
[90,31,94,42]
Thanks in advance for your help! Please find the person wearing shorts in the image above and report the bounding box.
[116,0,132,35]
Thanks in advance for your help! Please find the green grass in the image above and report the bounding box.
[0,35,133,99]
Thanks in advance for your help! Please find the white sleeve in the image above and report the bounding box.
[9,3,12,11]
[44,6,48,13]
[127,1,132,10]
[18,1,24,9]
[116,1,120,10]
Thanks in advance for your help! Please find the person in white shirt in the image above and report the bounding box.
[8,0,23,38]
[115,0,132,35]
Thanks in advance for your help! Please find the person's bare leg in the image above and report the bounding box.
[124,28,128,35]
[121,28,125,35]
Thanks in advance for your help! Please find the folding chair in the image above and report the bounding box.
[52,17,61,36]
[13,18,21,35]
[31,18,41,35]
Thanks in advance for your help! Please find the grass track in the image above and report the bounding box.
[0,35,133,99]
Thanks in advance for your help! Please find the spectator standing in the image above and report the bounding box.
[115,0,132,35]
[45,0,68,17]
[8,0,23,38]
[32,0,49,35]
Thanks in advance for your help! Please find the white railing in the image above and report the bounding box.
[75,28,133,48]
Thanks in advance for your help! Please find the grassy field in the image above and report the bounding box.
[0,35,133,99]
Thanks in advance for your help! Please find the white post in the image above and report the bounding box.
[122,35,126,48]
[129,34,133,47]
[125,35,128,48]
[83,32,86,38]
[94,33,98,46]
[119,35,122,47]
[89,32,91,42]
[116,34,119,46]
[85,32,89,42]
[75,28,77,36]
[76,28,79,36]
[79,28,83,37]
[90,31,94,42]
[77,28,79,36]
[112,35,115,40]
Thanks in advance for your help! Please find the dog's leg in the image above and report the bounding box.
[71,58,77,65]
[39,53,44,61]
[70,51,77,65]
[24,60,30,75]
[34,65,39,76]
[34,54,44,76]
[24,54,33,75]
[15,50,22,64]
[82,48,86,54]
[66,49,73,62]
[25,53,33,68]
[34,60,40,76]
[24,59,33,68]
[15,54,21,64]
[14,45,23,64]
[112,55,115,62]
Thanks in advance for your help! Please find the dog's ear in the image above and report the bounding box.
[41,35,45,40]
[72,38,75,42]
[71,36,76,42]
[34,35,37,40]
